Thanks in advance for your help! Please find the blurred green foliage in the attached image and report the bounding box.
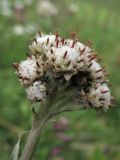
[0,0,120,159]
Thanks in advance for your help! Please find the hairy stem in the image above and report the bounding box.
[19,90,84,160]
[20,116,47,160]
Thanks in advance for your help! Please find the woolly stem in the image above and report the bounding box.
[19,90,57,160]
[20,106,84,160]
[20,100,50,160]
[20,88,84,160]
[20,116,47,160]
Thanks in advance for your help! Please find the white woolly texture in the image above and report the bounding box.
[26,81,46,102]
[86,83,111,110]
[89,61,104,81]
[17,57,38,85]
[14,32,113,109]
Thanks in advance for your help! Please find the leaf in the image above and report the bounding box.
[9,136,21,160]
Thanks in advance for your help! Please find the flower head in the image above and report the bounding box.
[13,32,114,110]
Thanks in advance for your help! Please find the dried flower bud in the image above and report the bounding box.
[14,32,113,110]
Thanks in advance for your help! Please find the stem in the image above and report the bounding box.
[19,91,84,160]
[20,117,47,160]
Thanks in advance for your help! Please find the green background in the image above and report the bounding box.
[0,0,120,159]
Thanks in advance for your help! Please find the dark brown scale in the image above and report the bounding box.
[13,63,19,71]
[36,70,41,74]
[99,98,105,101]
[22,77,30,81]
[18,75,22,79]
[56,39,59,48]
[36,62,40,67]
[80,48,85,55]
[96,68,103,73]
[101,90,109,94]
[51,58,55,62]
[33,38,38,43]
[67,60,71,66]
[64,41,67,45]
[88,63,92,68]
[50,44,54,47]
[75,39,78,43]
[87,101,93,107]
[77,59,83,63]
[35,50,40,54]
[71,40,76,48]
[41,63,44,66]
[50,49,54,54]
[89,55,97,62]
[42,54,47,61]
[46,38,49,45]
[63,51,67,58]
[73,65,77,68]
[101,80,108,84]
[56,65,61,68]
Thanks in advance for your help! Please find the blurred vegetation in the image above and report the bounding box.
[0,0,120,159]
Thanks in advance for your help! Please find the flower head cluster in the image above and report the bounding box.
[13,32,113,110]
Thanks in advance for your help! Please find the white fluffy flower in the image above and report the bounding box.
[68,3,79,15]
[15,56,38,85]
[37,0,58,17]
[14,32,113,109]
[13,25,25,35]
[86,83,111,110]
